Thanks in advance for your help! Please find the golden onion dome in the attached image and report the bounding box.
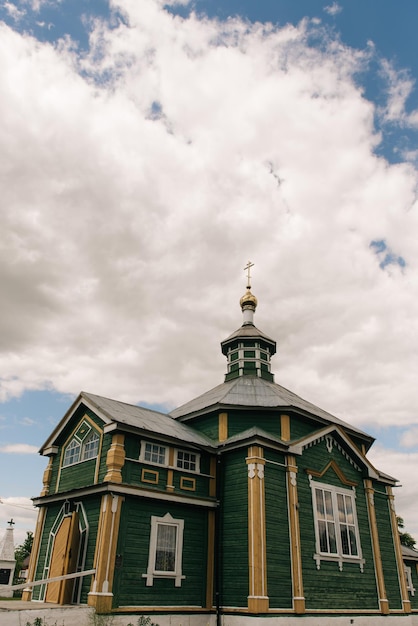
[240,288,258,309]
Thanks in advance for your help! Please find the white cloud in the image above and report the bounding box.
[324,2,342,17]
[379,58,418,128]
[399,427,418,449]
[368,446,418,542]
[0,497,37,547]
[0,444,39,454]
[3,2,26,21]
[0,0,417,443]
[20,417,36,426]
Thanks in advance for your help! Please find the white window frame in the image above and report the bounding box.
[140,442,168,466]
[62,424,100,468]
[142,513,185,587]
[309,476,365,571]
[82,431,100,461]
[405,565,416,596]
[175,449,200,473]
[63,438,81,467]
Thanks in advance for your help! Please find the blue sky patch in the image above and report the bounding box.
[370,239,406,270]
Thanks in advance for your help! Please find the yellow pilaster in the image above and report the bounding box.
[364,479,389,614]
[21,506,47,601]
[104,433,125,483]
[246,445,269,613]
[387,485,411,613]
[167,447,175,491]
[280,414,291,442]
[88,493,123,613]
[286,455,305,614]
[40,456,54,496]
[219,412,228,442]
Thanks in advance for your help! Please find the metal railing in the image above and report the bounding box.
[0,569,96,593]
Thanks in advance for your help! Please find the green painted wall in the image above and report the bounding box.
[404,560,418,609]
[113,497,208,608]
[289,415,320,441]
[296,438,379,610]
[264,448,292,608]
[183,412,219,441]
[58,458,98,492]
[77,496,101,604]
[373,489,402,610]
[33,503,63,601]
[45,407,108,495]
[219,449,249,608]
[32,496,101,604]
[227,410,280,439]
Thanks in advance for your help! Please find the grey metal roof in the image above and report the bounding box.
[40,391,215,454]
[82,392,215,448]
[221,323,276,351]
[219,425,288,449]
[402,545,418,561]
[170,376,373,443]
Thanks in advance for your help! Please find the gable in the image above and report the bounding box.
[289,425,382,482]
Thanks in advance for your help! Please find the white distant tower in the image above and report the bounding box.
[0,519,17,597]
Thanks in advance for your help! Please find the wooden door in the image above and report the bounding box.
[45,512,80,604]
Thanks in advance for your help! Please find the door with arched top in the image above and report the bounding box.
[45,511,80,604]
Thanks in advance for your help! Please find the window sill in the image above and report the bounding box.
[314,553,365,572]
[142,572,186,587]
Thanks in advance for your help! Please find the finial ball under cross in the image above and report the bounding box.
[244,261,254,289]
[7,519,15,528]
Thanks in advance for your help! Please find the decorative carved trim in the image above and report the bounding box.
[305,459,358,487]
[303,435,361,472]
[141,468,159,484]
[180,476,196,491]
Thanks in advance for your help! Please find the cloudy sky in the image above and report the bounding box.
[0,0,418,548]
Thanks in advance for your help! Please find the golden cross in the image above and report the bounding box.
[244,261,254,289]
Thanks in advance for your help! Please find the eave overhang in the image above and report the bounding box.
[32,482,217,509]
[103,421,216,453]
[216,426,289,454]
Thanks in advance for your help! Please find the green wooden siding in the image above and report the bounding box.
[404,560,418,609]
[373,489,403,610]
[113,497,208,608]
[58,458,98,492]
[296,439,379,610]
[77,496,101,604]
[219,449,249,608]
[227,410,281,439]
[45,407,107,494]
[289,415,320,441]
[264,448,292,608]
[185,412,219,441]
[32,503,63,600]
[32,496,101,604]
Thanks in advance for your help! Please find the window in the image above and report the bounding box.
[310,479,364,571]
[143,513,185,586]
[405,565,416,596]
[63,439,81,466]
[82,431,100,460]
[144,442,167,465]
[62,422,100,467]
[140,441,200,472]
[176,450,197,472]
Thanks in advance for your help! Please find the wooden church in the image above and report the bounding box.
[23,268,418,623]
